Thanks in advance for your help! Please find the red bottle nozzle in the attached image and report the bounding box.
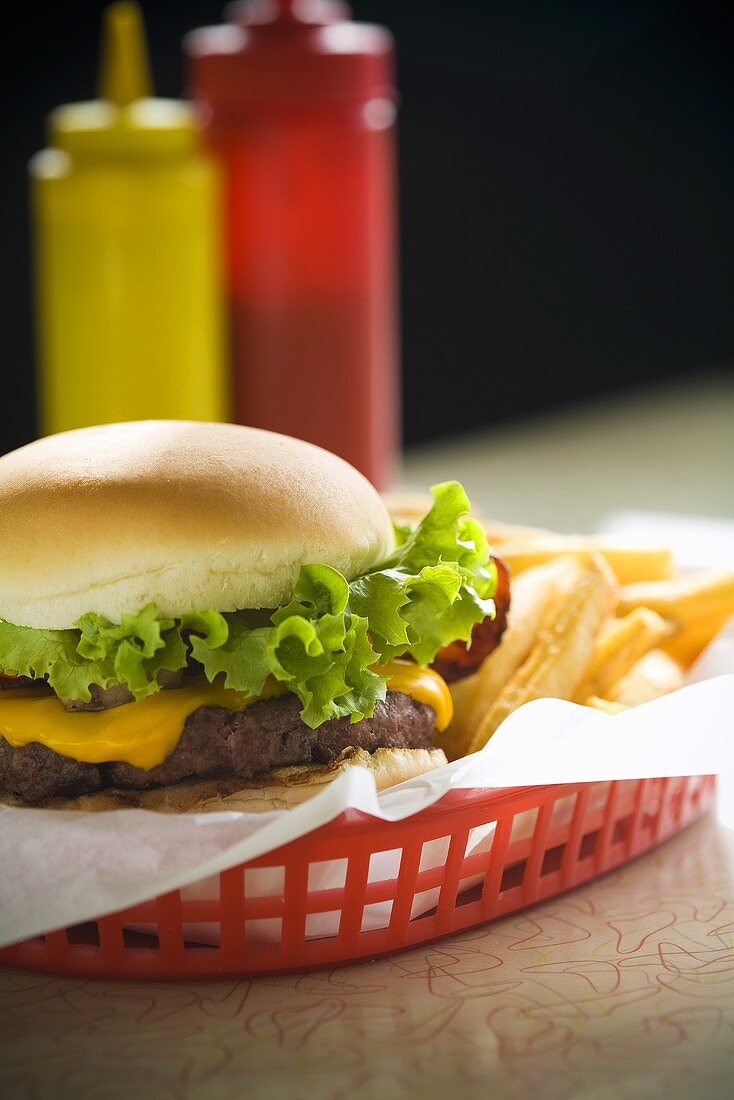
[187,1,394,113]
[225,0,349,27]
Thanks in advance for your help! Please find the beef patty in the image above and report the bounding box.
[0,690,437,805]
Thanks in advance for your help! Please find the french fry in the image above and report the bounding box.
[382,491,549,543]
[574,607,671,701]
[607,649,684,707]
[382,491,437,530]
[662,613,731,667]
[584,696,629,715]
[467,554,618,752]
[499,536,674,585]
[386,493,718,742]
[482,520,553,544]
[464,557,574,735]
[437,558,571,760]
[382,490,492,531]
[617,571,734,630]
[434,673,482,761]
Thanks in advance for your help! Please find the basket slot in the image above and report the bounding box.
[245,865,286,897]
[509,806,538,851]
[119,926,160,949]
[499,859,526,895]
[65,921,99,947]
[540,842,565,878]
[361,900,394,934]
[658,776,685,838]
[579,830,599,860]
[408,888,441,925]
[96,914,126,969]
[419,835,451,872]
[612,813,633,847]
[308,858,348,892]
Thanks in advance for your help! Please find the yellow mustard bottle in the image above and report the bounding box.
[30,2,228,435]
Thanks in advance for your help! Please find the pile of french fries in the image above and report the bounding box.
[384,493,734,761]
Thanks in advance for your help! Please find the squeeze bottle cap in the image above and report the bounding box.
[185,0,395,117]
[49,2,199,158]
[99,0,152,106]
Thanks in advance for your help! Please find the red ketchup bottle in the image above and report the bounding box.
[185,0,399,487]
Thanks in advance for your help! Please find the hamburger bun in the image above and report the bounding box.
[0,420,395,629]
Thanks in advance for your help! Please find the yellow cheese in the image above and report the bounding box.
[0,660,452,770]
[0,684,278,771]
[382,660,453,732]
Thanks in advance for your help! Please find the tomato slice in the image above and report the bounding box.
[431,556,510,683]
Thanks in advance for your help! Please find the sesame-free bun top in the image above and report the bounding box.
[0,421,396,629]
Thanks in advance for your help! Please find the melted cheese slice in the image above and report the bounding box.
[0,660,453,770]
[382,661,453,732]
[0,685,274,771]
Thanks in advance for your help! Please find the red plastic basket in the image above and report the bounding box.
[0,774,715,980]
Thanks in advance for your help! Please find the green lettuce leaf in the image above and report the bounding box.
[0,481,495,727]
[0,605,190,703]
[349,482,496,664]
[188,566,386,726]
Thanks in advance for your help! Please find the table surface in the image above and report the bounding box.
[1,811,732,1100]
[400,372,734,533]
[2,375,733,1099]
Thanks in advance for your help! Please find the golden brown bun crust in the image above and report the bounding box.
[0,421,395,629]
[17,747,448,814]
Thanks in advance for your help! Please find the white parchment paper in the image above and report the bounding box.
[1,623,733,948]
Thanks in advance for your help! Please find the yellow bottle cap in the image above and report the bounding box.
[99,0,152,106]
[49,2,199,158]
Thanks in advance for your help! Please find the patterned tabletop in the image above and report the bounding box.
[1,808,732,1100]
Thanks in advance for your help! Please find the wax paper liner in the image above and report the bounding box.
[1,621,733,948]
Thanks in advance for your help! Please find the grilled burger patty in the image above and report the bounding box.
[0,690,437,805]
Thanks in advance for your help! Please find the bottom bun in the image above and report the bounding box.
[39,747,448,814]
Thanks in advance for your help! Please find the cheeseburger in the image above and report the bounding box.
[0,421,506,812]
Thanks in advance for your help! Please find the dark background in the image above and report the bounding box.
[1,0,732,455]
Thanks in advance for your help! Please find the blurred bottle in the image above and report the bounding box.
[185,0,399,487]
[30,2,228,436]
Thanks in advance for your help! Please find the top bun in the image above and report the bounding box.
[0,421,395,629]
